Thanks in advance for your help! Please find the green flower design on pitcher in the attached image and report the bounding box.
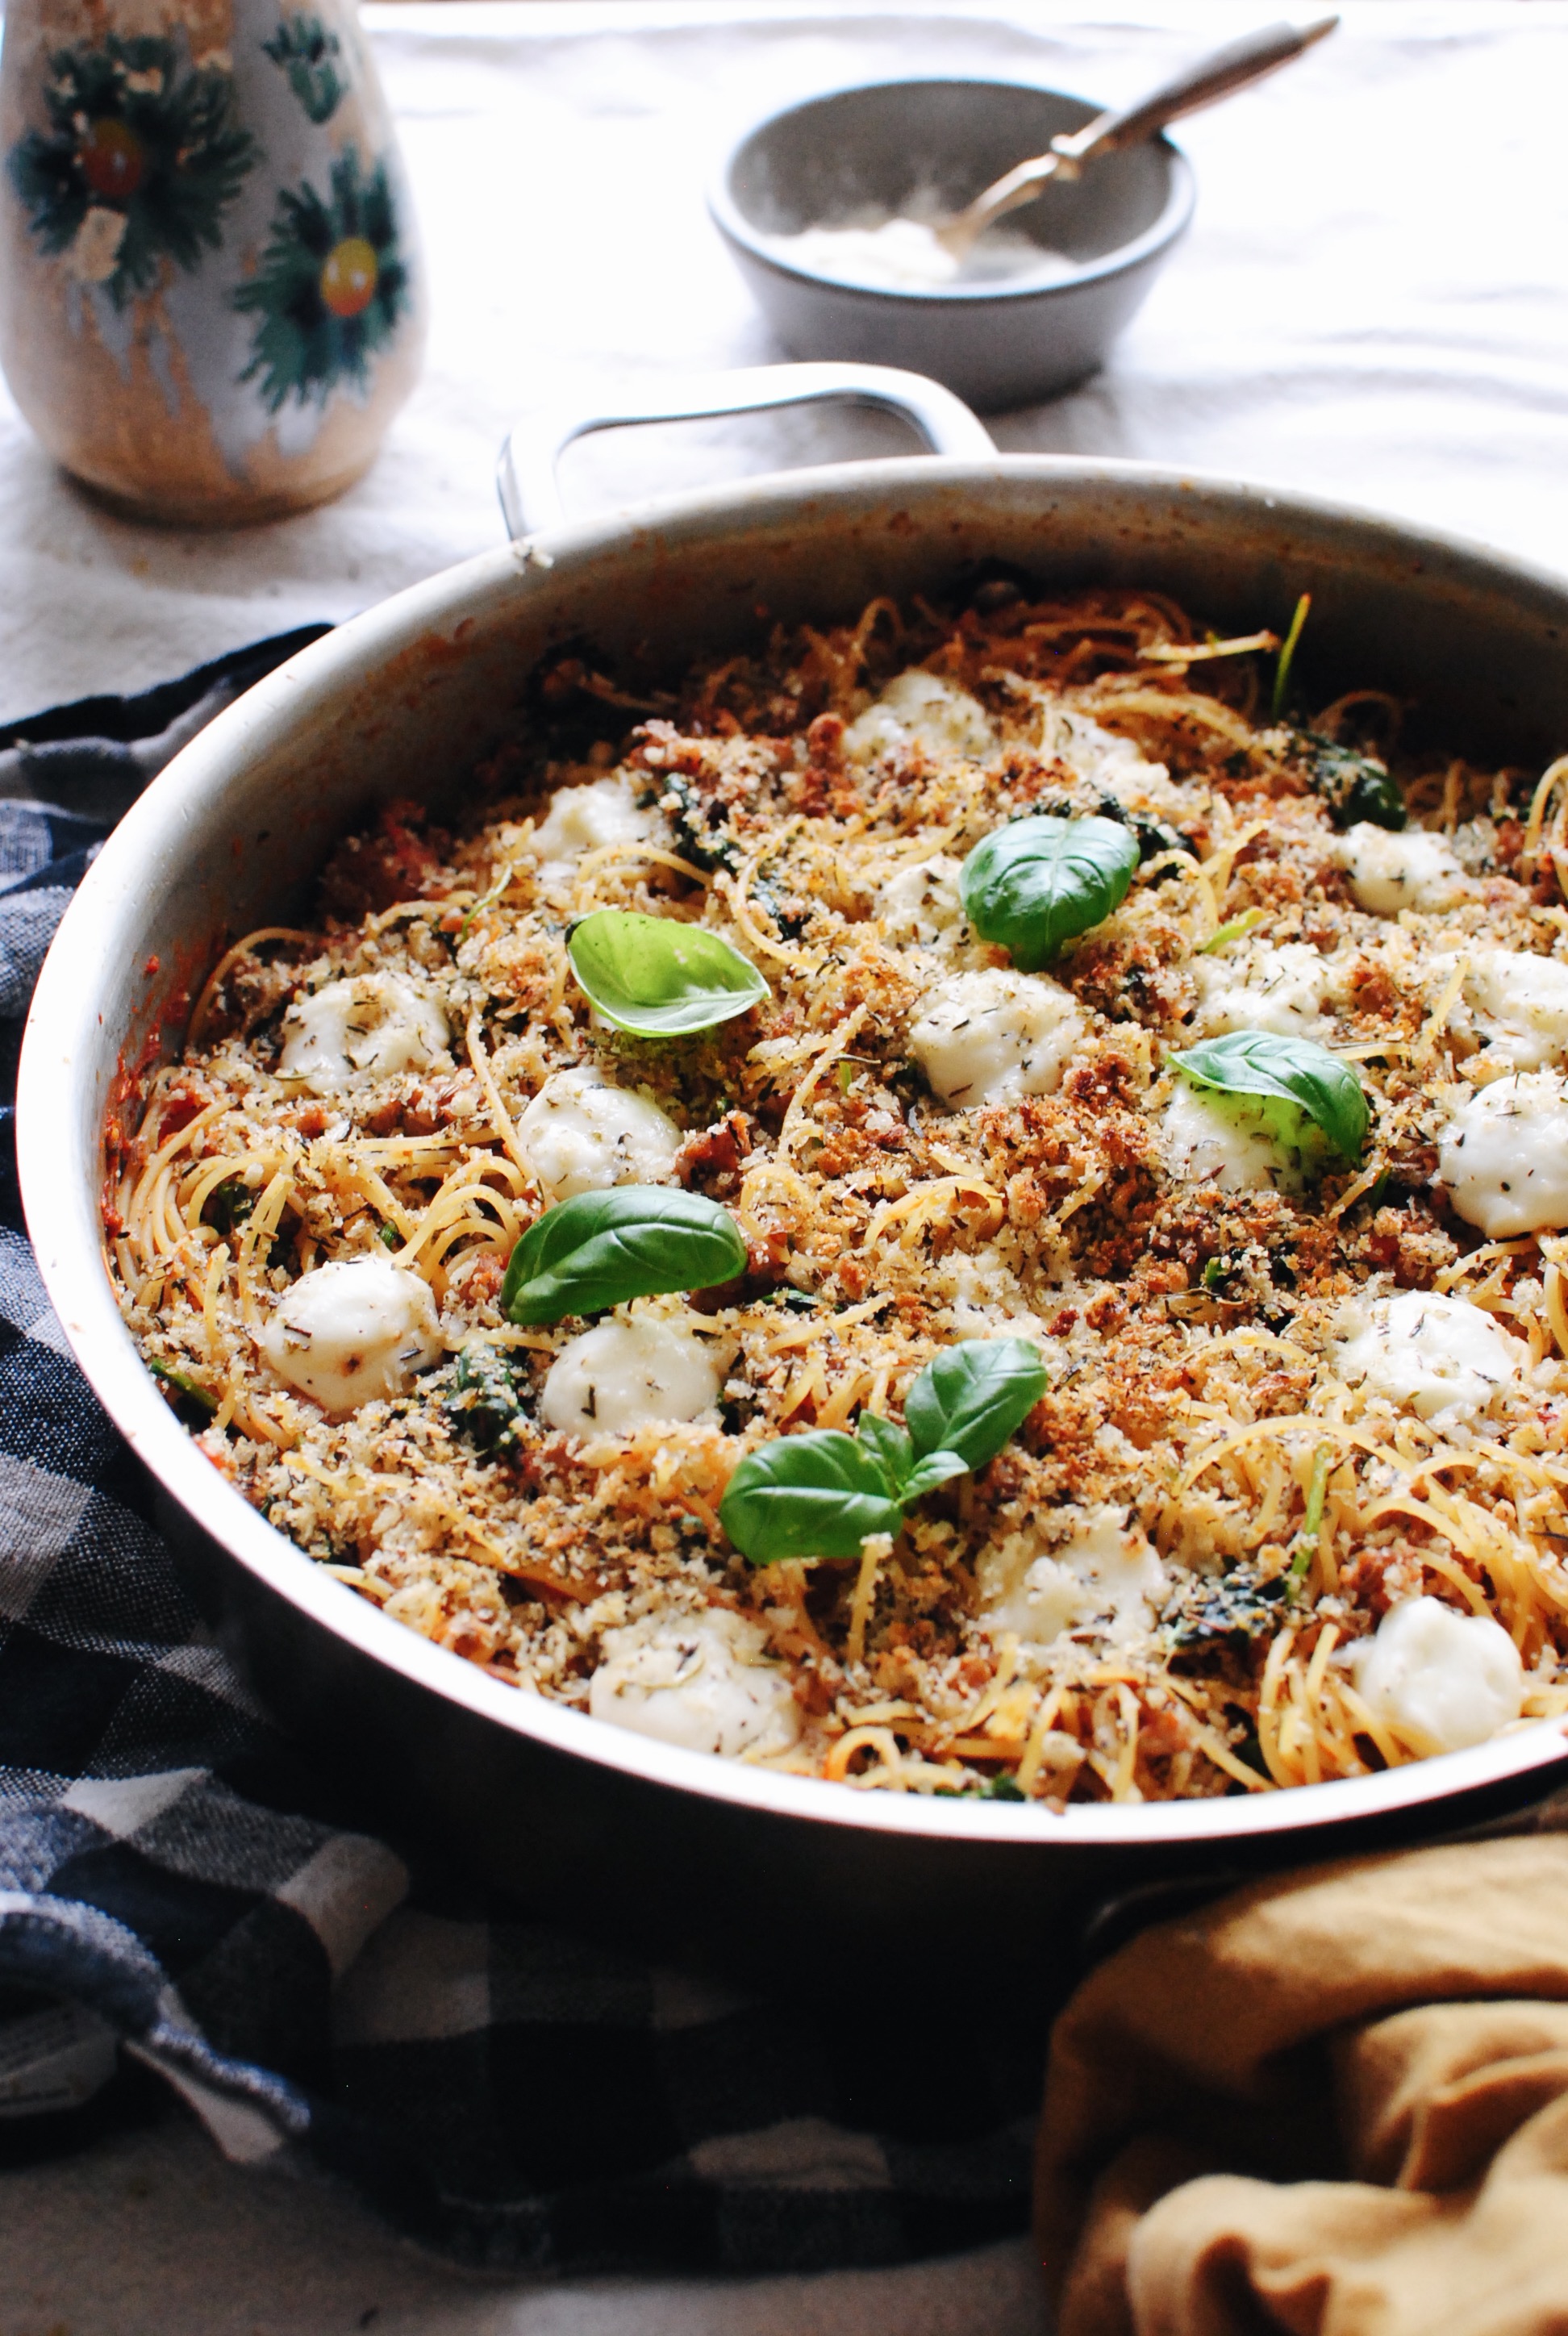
[261,16,348,126]
[6,35,256,307]
[234,147,408,411]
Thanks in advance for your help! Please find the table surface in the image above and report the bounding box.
[4,1,1567,2326]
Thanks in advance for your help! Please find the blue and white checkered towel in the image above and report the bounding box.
[0,637,1040,2273]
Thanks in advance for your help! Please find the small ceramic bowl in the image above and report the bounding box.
[708,77,1195,413]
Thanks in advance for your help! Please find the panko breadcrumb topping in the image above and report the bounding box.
[110,586,1568,1804]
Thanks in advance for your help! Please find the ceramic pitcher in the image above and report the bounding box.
[0,0,424,524]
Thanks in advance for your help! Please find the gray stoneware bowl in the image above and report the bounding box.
[21,364,1568,1984]
[707,79,1195,411]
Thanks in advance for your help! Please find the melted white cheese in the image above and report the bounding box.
[1162,1082,1298,1193]
[908,967,1083,1107]
[1445,949,1568,1076]
[277,974,449,1095]
[515,1068,682,1199]
[530,775,653,874]
[261,1257,441,1413]
[1437,1072,1568,1237]
[1192,940,1339,1043]
[1339,823,1467,916]
[874,853,967,948]
[540,1316,719,1437]
[844,672,995,766]
[978,1508,1167,1648]
[1354,1595,1524,1755]
[1334,1291,1524,1423]
[589,1609,802,1758]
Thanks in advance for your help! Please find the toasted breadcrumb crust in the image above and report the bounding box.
[111,586,1568,1804]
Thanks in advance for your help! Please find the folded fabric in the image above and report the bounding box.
[0,640,1039,2273]
[1036,1817,1568,2336]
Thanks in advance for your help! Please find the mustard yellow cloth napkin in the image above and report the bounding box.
[1036,1833,1568,2336]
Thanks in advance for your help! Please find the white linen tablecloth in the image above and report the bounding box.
[5,0,1568,722]
[2,6,1566,2330]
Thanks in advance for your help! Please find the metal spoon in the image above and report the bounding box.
[937,16,1339,262]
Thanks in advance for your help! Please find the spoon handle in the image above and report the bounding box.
[1053,15,1338,172]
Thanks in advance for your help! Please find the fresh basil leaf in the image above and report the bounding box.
[503,1187,747,1324]
[901,1449,970,1502]
[568,909,769,1037]
[960,816,1139,970]
[719,1431,907,1564]
[903,1338,1049,1473]
[1170,1029,1369,1162]
[856,1412,914,1496]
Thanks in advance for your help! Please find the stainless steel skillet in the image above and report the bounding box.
[22,362,1568,1974]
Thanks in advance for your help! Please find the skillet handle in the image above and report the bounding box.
[496,361,997,542]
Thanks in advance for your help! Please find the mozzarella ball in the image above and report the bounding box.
[261,1257,441,1413]
[531,775,652,873]
[909,967,1084,1107]
[1437,1073,1568,1236]
[1192,941,1339,1043]
[515,1068,681,1199]
[1334,1291,1524,1423]
[590,1610,801,1758]
[1339,823,1467,916]
[277,974,448,1095]
[978,1508,1167,1648]
[1449,949,1568,1076]
[1355,1596,1523,1756]
[844,671,995,765]
[1162,1081,1307,1193]
[540,1316,719,1437]
[875,853,967,948]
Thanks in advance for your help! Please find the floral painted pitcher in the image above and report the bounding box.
[0,0,424,523]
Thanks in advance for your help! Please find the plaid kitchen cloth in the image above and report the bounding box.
[0,636,1040,2273]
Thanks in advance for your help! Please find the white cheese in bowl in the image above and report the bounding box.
[1354,1596,1523,1755]
[515,1067,682,1199]
[531,774,653,874]
[1437,1072,1568,1236]
[278,974,449,1095]
[1333,1290,1524,1423]
[590,1609,801,1758]
[1191,940,1339,1042]
[844,671,995,765]
[261,1256,442,1413]
[1161,1082,1295,1193]
[908,966,1082,1106]
[1445,948,1568,1075]
[540,1317,719,1437]
[978,1508,1167,1648]
[1338,823,1467,916]
[875,853,968,949]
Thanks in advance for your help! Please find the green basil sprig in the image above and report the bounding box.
[960,816,1140,970]
[568,909,769,1037]
[503,1187,747,1324]
[719,1337,1047,1566]
[1170,1030,1369,1162]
